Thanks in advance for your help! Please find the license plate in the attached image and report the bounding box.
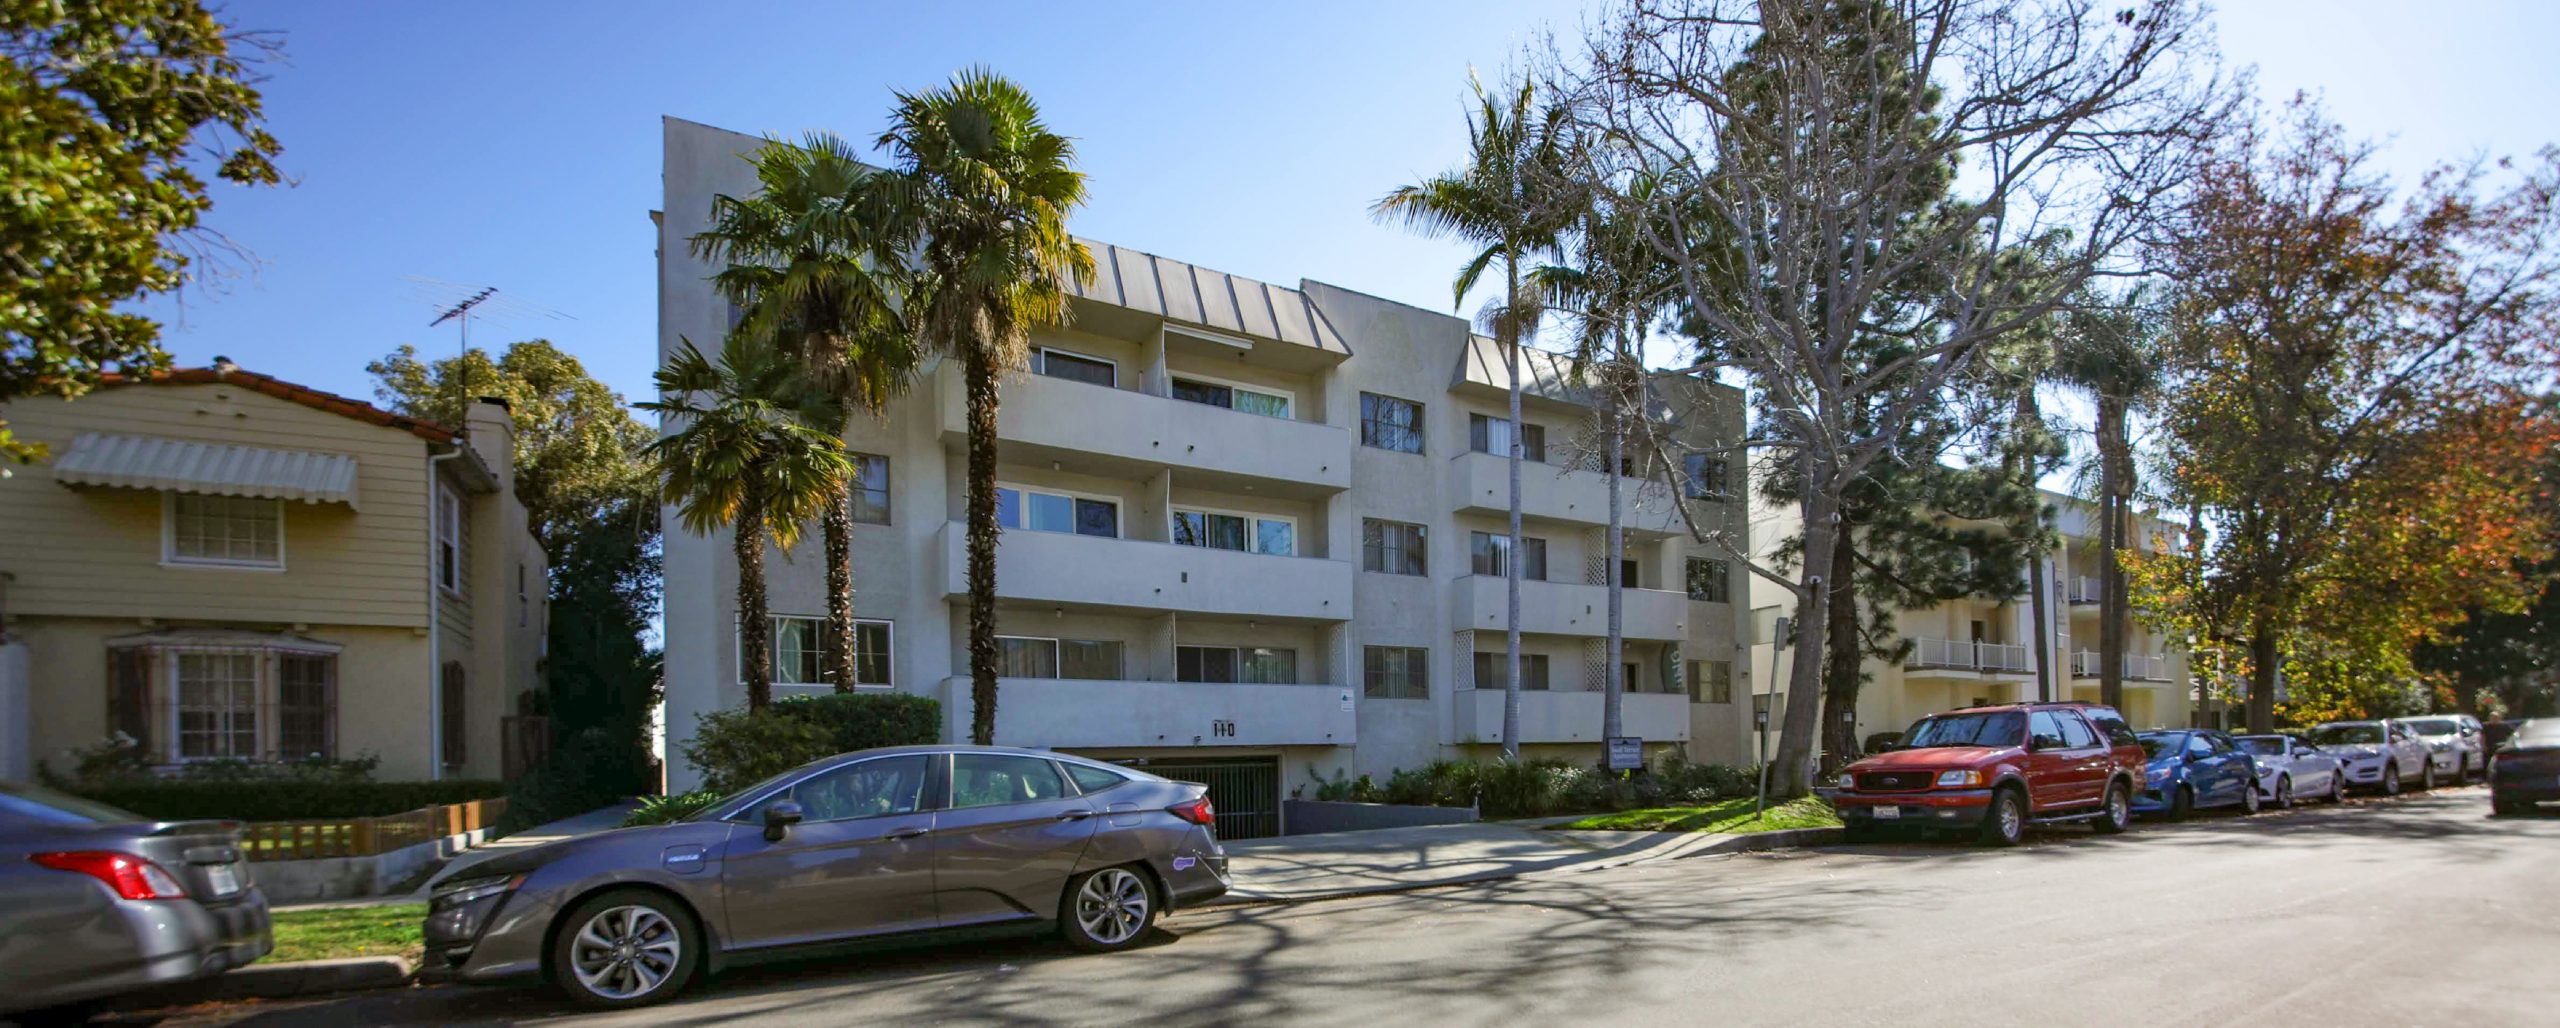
[203,862,240,898]
[1873,806,1902,820]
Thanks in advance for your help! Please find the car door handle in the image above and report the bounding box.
[883,827,928,841]
[1057,809,1095,821]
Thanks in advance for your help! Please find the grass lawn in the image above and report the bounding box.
[267,903,427,964]
[1553,795,1842,834]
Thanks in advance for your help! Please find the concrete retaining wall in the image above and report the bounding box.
[252,826,490,902]
[1282,799,1476,836]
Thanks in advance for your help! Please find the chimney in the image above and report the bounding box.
[464,396,516,492]
[210,355,238,376]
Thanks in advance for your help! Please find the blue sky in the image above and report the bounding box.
[132,0,2560,413]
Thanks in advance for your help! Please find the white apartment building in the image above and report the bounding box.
[1745,489,2192,757]
[656,118,1754,832]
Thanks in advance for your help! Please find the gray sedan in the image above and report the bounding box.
[422,745,1231,1009]
[0,780,273,1022]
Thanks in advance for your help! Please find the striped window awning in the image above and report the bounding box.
[51,432,362,508]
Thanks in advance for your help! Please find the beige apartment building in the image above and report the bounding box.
[656,118,1756,832]
[0,364,547,782]
[1745,489,2192,758]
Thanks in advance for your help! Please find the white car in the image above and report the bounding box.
[2233,735,2345,807]
[2393,715,2485,783]
[2305,720,2438,794]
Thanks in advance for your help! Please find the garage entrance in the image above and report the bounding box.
[1123,756,1282,839]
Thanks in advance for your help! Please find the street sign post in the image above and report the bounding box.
[1605,737,1643,772]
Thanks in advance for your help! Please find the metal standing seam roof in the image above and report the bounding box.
[50,432,363,508]
[1454,334,1596,405]
[1068,238,1353,357]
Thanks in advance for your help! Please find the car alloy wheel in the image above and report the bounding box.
[2092,782,2131,834]
[552,892,697,1009]
[2239,780,2261,815]
[2381,763,2400,796]
[2328,771,2345,804]
[1978,787,2025,847]
[2274,776,2293,809]
[1062,866,1155,952]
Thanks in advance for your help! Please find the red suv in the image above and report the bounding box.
[1830,702,2145,846]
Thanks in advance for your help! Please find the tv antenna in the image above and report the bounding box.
[407,277,574,355]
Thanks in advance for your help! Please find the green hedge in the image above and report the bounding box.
[69,779,509,823]
[684,692,940,794]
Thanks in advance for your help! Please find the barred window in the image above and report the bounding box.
[176,653,259,760]
[1473,652,1552,691]
[1360,392,1424,454]
[1363,646,1428,699]
[1362,519,1427,576]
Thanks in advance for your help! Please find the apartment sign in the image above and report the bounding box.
[1606,736,1643,771]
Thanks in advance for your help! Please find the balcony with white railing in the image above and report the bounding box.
[1447,574,1687,641]
[1905,637,2032,674]
[1450,688,1692,745]
[2069,651,2172,682]
[933,361,1352,494]
[936,676,1356,749]
[935,520,1353,622]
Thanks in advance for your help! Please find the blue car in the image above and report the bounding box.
[2132,730,2264,820]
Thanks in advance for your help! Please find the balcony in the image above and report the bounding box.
[1446,451,1681,533]
[1447,574,1687,641]
[2068,651,2172,683]
[1450,688,1692,745]
[2067,576,2102,605]
[936,362,1349,494]
[938,677,1355,749]
[1905,637,2031,674]
[936,520,1352,622]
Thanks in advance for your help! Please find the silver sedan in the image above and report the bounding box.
[421,745,1230,1009]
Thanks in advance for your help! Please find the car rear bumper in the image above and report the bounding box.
[1158,829,1230,910]
[1833,789,1992,827]
[2,886,273,1015]
[2491,782,2560,805]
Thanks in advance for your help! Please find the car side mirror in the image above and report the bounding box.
[762,800,805,842]
[2182,752,2202,764]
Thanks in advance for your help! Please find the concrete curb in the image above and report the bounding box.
[1192,825,1845,911]
[126,956,416,1008]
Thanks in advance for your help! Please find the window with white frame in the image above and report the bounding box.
[166,494,282,567]
[1033,347,1117,387]
[1176,645,1297,684]
[1171,375,1293,418]
[174,652,259,759]
[850,453,891,525]
[437,486,463,593]
[1469,414,1547,462]
[996,484,1119,538]
[746,616,893,688]
[1364,646,1428,699]
[1174,508,1296,556]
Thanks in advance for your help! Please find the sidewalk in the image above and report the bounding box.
[1208,818,1840,905]
[271,800,639,911]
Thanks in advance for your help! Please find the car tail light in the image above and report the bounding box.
[1168,796,1216,827]
[31,851,191,900]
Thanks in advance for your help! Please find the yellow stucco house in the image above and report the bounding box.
[0,361,546,781]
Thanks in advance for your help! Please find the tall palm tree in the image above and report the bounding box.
[642,336,856,710]
[692,133,921,693]
[2055,299,2162,712]
[879,68,1094,745]
[1375,70,1574,760]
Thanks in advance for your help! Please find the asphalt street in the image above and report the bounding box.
[127,786,2558,1027]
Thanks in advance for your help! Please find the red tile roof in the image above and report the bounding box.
[99,366,460,444]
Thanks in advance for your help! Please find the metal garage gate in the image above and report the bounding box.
[1127,757,1281,840]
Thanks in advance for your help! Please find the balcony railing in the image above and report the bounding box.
[1447,574,1687,641]
[1451,688,1692,745]
[936,676,1356,749]
[2069,650,2171,682]
[1906,637,2031,673]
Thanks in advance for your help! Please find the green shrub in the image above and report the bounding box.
[683,693,940,795]
[66,779,507,822]
[623,790,723,827]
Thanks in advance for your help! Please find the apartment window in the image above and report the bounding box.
[1473,652,1552,691]
[1172,376,1293,418]
[1683,452,1732,501]
[1470,532,1548,580]
[997,637,1122,680]
[166,494,283,567]
[1362,519,1427,576]
[1177,646,1297,684]
[1360,392,1424,454]
[850,453,891,525]
[436,486,464,593]
[1621,558,1642,590]
[1689,660,1735,704]
[277,653,337,760]
[1364,646,1428,699]
[1686,557,1731,603]
[1033,347,1117,387]
[1469,414,1546,462]
[850,621,892,686]
[747,616,892,687]
[997,485,1118,537]
[440,661,467,769]
[174,652,259,760]
[1176,509,1296,556]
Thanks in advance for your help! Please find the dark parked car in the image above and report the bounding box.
[0,780,272,1023]
[2132,730,2263,819]
[422,745,1231,1009]
[2490,719,2560,816]
[1831,702,2145,846]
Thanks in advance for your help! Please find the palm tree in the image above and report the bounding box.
[1374,70,1574,760]
[2055,299,2162,712]
[879,68,1094,745]
[642,335,856,710]
[692,133,921,693]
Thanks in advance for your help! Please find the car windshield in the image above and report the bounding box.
[1901,711,2025,749]
[2308,724,2384,746]
[2233,736,2286,757]
[2400,719,2459,737]
[0,780,144,825]
[2137,732,2189,760]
